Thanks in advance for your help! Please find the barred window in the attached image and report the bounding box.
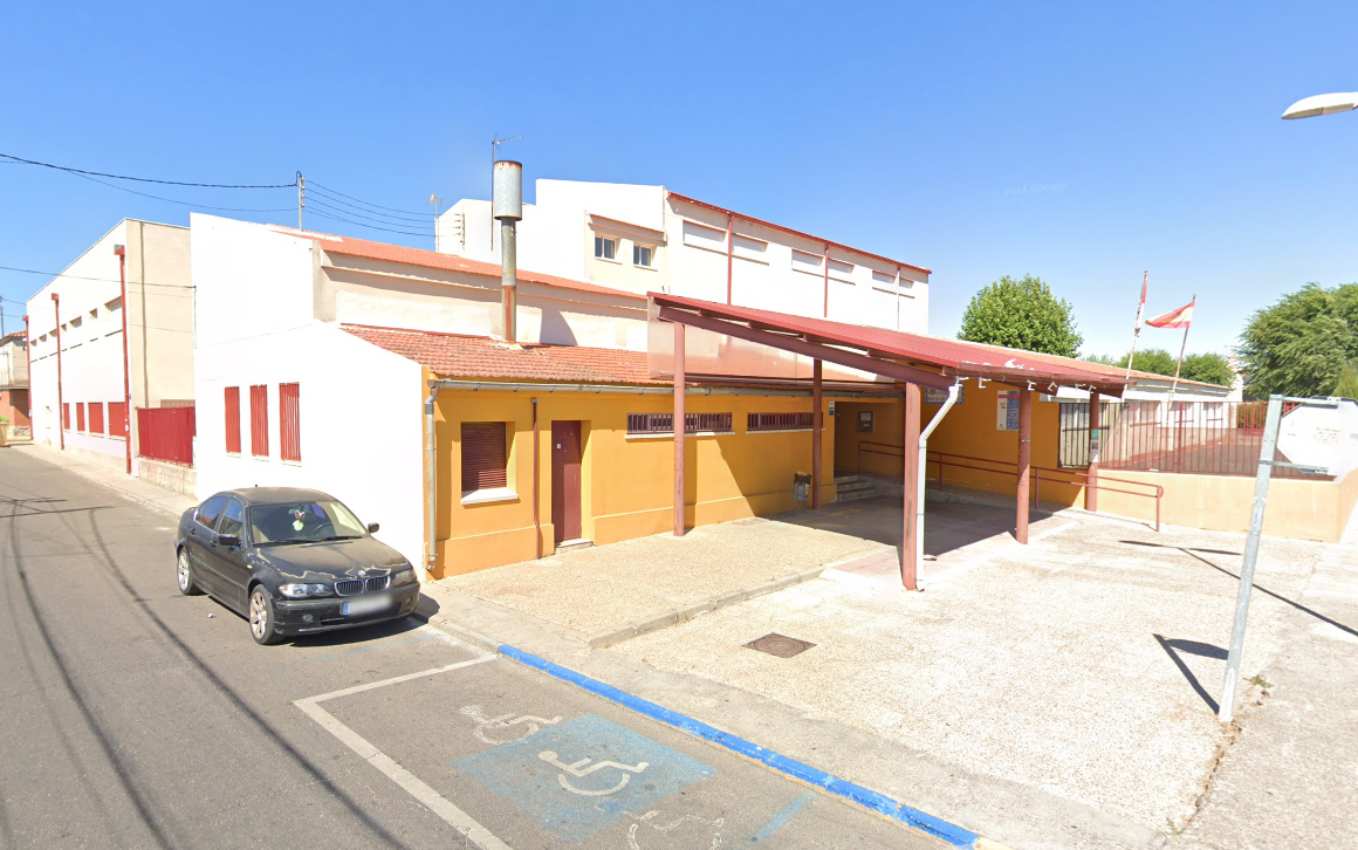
[747,412,814,432]
[627,412,732,435]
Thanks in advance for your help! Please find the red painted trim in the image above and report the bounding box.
[822,242,830,318]
[1085,390,1100,512]
[116,245,132,475]
[673,322,686,537]
[901,385,921,590]
[725,213,734,305]
[656,304,953,390]
[531,398,542,559]
[1015,389,1033,544]
[51,293,63,450]
[667,191,932,276]
[811,360,822,509]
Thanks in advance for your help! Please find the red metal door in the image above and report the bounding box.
[551,421,582,544]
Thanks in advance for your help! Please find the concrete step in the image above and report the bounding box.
[835,489,879,503]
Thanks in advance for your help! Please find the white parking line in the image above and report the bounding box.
[293,628,511,849]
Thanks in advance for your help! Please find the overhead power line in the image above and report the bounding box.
[306,197,434,234]
[305,208,433,239]
[69,171,293,213]
[307,179,430,216]
[0,152,296,189]
[306,186,432,225]
[0,264,194,290]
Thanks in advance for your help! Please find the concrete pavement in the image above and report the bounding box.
[0,446,950,849]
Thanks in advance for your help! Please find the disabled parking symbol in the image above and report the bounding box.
[453,714,715,842]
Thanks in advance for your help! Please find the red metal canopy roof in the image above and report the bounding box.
[650,292,1130,394]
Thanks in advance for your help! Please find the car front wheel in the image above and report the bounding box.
[176,548,202,596]
[248,587,283,645]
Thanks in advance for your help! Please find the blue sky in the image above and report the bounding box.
[2,1,1355,357]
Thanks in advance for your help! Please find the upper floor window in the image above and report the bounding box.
[594,236,617,261]
[633,244,654,268]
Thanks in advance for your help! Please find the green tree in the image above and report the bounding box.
[958,275,1082,357]
[1120,348,1177,376]
[1179,352,1235,387]
[1335,361,1358,399]
[1238,283,1358,398]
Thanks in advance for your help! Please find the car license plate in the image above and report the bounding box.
[341,595,390,617]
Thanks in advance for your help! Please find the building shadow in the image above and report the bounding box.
[770,495,1035,560]
[1121,539,1358,640]
[1154,633,1225,713]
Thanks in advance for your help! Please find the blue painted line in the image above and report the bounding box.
[749,791,814,843]
[497,644,981,849]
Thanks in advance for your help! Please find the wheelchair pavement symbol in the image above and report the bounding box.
[453,713,715,842]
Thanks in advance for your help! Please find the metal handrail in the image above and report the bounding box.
[856,443,1163,531]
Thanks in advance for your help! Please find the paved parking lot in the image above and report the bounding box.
[0,448,949,850]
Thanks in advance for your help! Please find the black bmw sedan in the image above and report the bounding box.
[175,487,420,645]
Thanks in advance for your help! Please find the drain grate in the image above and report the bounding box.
[744,633,816,658]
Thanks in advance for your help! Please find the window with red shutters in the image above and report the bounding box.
[62,403,70,430]
[108,402,127,438]
[279,383,300,462]
[224,387,241,453]
[76,403,85,432]
[461,422,507,492]
[249,385,269,457]
[89,402,105,434]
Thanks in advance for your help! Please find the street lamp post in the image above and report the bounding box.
[1282,91,1358,120]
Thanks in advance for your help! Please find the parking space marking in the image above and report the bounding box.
[499,643,984,849]
[293,628,508,850]
[749,791,814,843]
[453,713,715,843]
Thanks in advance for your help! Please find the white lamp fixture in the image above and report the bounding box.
[1282,91,1358,120]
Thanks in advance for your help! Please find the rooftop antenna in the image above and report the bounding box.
[490,134,521,250]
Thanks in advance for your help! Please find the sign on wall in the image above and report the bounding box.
[925,385,965,405]
[996,390,1020,431]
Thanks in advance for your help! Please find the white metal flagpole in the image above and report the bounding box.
[1165,294,1196,413]
[1125,271,1148,381]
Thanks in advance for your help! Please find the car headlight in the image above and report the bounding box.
[391,569,417,587]
[279,583,332,598]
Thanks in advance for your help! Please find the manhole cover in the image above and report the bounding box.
[744,633,815,658]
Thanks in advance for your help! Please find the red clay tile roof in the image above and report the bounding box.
[343,324,659,385]
[277,228,645,301]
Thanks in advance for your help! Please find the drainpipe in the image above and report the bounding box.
[916,383,959,573]
[423,386,438,581]
[51,293,63,450]
[531,397,542,559]
[115,244,132,475]
[22,314,30,423]
[725,213,734,304]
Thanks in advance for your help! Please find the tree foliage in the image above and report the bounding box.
[1089,349,1236,387]
[1239,283,1358,398]
[1180,352,1235,387]
[958,275,1082,357]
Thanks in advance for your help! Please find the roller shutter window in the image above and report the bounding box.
[461,422,507,492]
[89,402,105,434]
[279,383,301,462]
[250,384,269,457]
[108,402,128,438]
[76,402,85,432]
[224,387,241,453]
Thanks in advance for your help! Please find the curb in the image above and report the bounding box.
[499,642,998,849]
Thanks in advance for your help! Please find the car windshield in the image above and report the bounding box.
[250,500,367,546]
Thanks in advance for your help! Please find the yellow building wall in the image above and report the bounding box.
[429,385,838,576]
[834,382,1086,508]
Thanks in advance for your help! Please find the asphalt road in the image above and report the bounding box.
[0,449,943,850]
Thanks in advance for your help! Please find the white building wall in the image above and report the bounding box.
[26,221,131,465]
[193,317,426,568]
[436,179,931,334]
[25,220,193,470]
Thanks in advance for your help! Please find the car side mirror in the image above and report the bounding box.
[366,522,380,534]
[217,533,241,548]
